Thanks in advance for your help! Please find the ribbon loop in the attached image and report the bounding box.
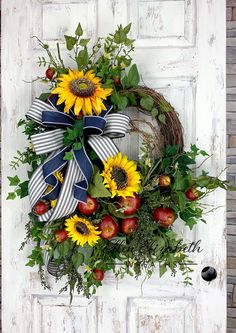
[31,129,66,155]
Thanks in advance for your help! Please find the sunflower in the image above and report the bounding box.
[65,215,101,246]
[52,69,113,116]
[101,152,141,198]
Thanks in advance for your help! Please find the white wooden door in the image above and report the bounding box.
[2,1,226,332]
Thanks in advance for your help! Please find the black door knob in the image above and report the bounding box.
[201,266,217,281]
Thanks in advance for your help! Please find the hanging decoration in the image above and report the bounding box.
[7,23,233,300]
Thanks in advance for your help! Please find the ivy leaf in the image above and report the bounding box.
[184,218,197,230]
[72,252,84,268]
[196,175,210,187]
[88,166,111,198]
[76,49,89,68]
[190,144,209,158]
[77,244,93,264]
[121,76,128,88]
[114,27,126,44]
[159,264,167,277]
[64,35,77,51]
[140,96,154,111]
[126,64,140,87]
[173,171,189,191]
[151,108,159,118]
[17,119,26,127]
[7,192,16,200]
[176,191,187,212]
[158,113,166,124]
[110,91,128,109]
[164,145,180,157]
[79,38,90,47]
[75,23,83,36]
[63,152,74,161]
[38,92,50,102]
[73,142,83,150]
[123,23,132,34]
[124,38,135,46]
[126,92,137,106]
[117,96,128,110]
[19,181,29,198]
[26,260,35,267]
[16,188,22,196]
[58,239,73,257]
[8,175,20,186]
[53,247,61,259]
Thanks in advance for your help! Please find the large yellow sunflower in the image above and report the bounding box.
[65,215,101,246]
[101,152,141,198]
[52,69,113,116]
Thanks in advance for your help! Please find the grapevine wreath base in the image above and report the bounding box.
[8,23,232,299]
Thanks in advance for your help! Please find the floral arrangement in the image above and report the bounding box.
[8,23,233,300]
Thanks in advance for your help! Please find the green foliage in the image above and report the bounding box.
[64,35,77,51]
[140,95,154,111]
[8,175,20,186]
[88,166,111,198]
[121,64,140,88]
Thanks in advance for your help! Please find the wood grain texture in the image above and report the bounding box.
[1,0,226,332]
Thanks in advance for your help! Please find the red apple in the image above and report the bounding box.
[78,195,99,216]
[33,200,49,215]
[153,207,175,228]
[121,217,139,235]
[98,215,118,239]
[93,268,105,281]
[45,68,55,80]
[117,194,141,215]
[185,188,199,201]
[159,175,171,187]
[55,230,68,243]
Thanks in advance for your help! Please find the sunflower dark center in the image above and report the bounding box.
[111,166,128,190]
[69,78,96,97]
[76,222,89,235]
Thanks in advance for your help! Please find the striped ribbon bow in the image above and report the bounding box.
[26,94,130,223]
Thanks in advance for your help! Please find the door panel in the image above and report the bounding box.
[2,0,226,332]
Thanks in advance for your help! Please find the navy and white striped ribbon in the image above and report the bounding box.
[27,95,129,276]
[31,129,66,155]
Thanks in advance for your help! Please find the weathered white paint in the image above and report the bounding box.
[1,0,226,332]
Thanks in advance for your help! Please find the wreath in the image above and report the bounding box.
[8,23,232,300]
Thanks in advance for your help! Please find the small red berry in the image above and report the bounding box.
[45,68,55,80]
[93,268,105,281]
[33,201,49,215]
[113,76,121,86]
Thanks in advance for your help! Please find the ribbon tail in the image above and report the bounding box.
[48,158,83,221]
